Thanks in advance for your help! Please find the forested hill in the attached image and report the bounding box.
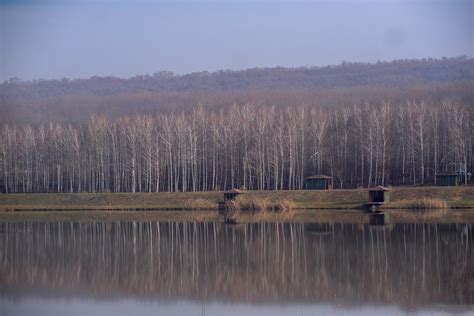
[3,57,473,96]
[1,57,473,123]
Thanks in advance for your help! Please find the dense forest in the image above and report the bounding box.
[0,58,473,193]
[0,102,471,193]
[1,57,473,123]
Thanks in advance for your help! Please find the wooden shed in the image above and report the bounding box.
[368,186,391,204]
[223,189,245,201]
[304,175,332,190]
[436,174,460,186]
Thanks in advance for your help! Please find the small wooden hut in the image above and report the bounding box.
[223,188,245,201]
[304,175,332,190]
[368,186,391,204]
[436,174,460,186]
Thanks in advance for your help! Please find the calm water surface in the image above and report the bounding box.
[0,221,472,315]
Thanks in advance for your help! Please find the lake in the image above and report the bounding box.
[0,221,472,315]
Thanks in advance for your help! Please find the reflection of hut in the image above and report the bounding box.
[436,174,460,186]
[305,223,333,236]
[369,212,392,226]
[368,186,390,204]
[223,189,245,201]
[304,175,332,190]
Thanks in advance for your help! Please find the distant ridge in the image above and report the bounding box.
[2,57,472,97]
[1,57,473,123]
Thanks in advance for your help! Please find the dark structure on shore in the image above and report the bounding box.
[223,189,245,201]
[368,186,391,204]
[436,174,460,186]
[304,175,332,190]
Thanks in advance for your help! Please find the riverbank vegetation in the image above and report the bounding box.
[1,186,473,211]
[388,198,448,210]
[229,196,295,212]
[384,198,449,220]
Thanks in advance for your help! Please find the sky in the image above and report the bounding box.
[0,0,472,81]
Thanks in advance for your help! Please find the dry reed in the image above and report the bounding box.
[231,196,295,212]
[231,196,269,211]
[271,199,296,212]
[225,196,295,221]
[391,198,449,220]
[394,198,448,210]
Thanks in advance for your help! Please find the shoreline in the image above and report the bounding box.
[1,209,473,224]
[1,186,473,210]
[1,186,473,223]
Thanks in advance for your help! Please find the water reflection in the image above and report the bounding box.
[0,221,472,310]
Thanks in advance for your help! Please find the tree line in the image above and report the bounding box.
[0,101,471,193]
[2,57,473,124]
[3,57,471,96]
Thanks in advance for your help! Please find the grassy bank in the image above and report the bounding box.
[0,186,473,211]
[0,192,222,211]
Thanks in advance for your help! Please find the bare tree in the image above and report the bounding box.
[0,101,472,193]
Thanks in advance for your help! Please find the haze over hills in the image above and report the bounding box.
[3,57,473,94]
[1,57,473,123]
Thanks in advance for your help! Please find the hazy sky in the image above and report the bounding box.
[0,0,472,81]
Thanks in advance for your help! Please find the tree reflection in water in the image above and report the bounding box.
[0,221,472,308]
